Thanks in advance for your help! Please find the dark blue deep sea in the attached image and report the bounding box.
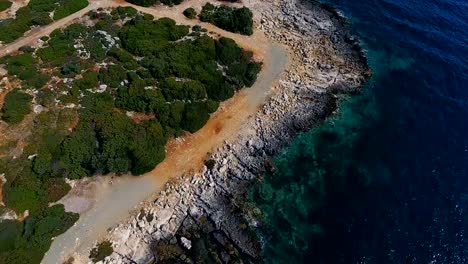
[254,0,468,263]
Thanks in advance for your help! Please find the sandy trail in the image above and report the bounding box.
[0,1,288,263]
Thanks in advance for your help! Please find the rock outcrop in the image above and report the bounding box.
[97,0,370,263]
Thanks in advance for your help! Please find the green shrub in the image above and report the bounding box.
[125,0,156,7]
[183,7,197,19]
[98,64,127,88]
[200,3,253,35]
[182,102,210,133]
[90,241,114,262]
[119,17,189,56]
[126,0,183,7]
[60,62,81,76]
[111,6,138,19]
[160,0,183,5]
[74,71,99,90]
[0,0,11,12]
[1,90,32,124]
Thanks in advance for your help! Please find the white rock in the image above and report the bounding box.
[65,103,76,109]
[181,237,192,250]
[219,166,227,174]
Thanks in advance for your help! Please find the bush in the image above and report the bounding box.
[1,90,32,124]
[74,72,98,91]
[200,3,253,35]
[0,0,11,12]
[160,0,183,5]
[3,53,51,88]
[60,62,81,76]
[125,0,156,7]
[126,0,183,6]
[119,17,189,56]
[182,102,210,133]
[111,6,138,19]
[183,7,197,19]
[90,241,114,262]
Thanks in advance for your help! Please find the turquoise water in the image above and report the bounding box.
[254,0,468,263]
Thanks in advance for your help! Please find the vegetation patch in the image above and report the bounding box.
[0,7,261,263]
[126,0,184,7]
[1,89,32,124]
[0,0,11,12]
[0,205,78,264]
[90,240,114,262]
[200,3,253,36]
[183,7,197,19]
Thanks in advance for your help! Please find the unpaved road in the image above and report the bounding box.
[0,1,288,263]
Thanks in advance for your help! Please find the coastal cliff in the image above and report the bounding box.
[98,0,370,263]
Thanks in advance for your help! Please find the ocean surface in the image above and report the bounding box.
[253,0,468,263]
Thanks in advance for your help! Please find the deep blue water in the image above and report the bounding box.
[323,0,468,262]
[254,0,468,263]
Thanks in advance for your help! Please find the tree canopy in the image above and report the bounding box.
[1,90,32,124]
[200,3,253,36]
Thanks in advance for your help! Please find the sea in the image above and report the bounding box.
[253,0,468,263]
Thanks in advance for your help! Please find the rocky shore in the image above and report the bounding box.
[97,0,370,263]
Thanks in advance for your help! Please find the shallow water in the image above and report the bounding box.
[255,0,468,263]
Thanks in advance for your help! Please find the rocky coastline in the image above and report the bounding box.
[97,0,370,263]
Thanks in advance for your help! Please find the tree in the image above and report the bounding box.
[183,7,197,19]
[1,90,32,124]
[182,102,210,133]
[200,4,253,36]
[126,0,157,7]
[60,123,98,179]
[90,241,114,262]
[0,0,12,12]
